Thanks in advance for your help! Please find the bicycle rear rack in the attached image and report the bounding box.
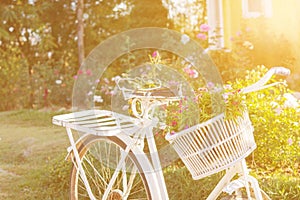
[52,109,143,136]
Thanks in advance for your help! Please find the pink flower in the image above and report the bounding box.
[197,33,207,40]
[73,75,78,79]
[207,82,215,89]
[287,138,293,145]
[54,70,59,75]
[171,121,177,126]
[179,100,183,106]
[200,24,210,32]
[222,93,229,101]
[170,131,176,135]
[77,70,83,75]
[152,51,158,58]
[183,66,198,78]
[193,96,198,102]
[86,69,92,76]
[190,69,198,78]
[95,79,100,83]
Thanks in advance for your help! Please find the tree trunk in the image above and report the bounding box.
[77,0,85,67]
[24,31,34,109]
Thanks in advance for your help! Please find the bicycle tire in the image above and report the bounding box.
[69,134,151,200]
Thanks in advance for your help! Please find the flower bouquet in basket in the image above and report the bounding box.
[164,82,248,135]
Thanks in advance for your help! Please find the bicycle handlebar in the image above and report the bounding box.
[272,66,291,76]
[241,66,290,94]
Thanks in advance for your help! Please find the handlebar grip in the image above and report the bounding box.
[272,67,290,76]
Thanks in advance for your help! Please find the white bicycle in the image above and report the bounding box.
[52,67,289,200]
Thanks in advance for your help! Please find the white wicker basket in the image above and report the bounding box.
[165,111,256,180]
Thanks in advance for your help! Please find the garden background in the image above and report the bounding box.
[0,0,299,199]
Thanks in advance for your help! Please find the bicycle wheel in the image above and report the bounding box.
[70,135,151,200]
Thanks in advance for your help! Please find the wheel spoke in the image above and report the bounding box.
[70,136,150,200]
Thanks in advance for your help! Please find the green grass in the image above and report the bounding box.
[251,169,300,200]
[0,110,299,199]
[0,110,70,199]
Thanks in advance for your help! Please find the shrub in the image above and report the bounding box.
[33,63,74,108]
[235,66,300,173]
[0,44,29,110]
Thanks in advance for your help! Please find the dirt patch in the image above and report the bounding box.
[0,168,18,177]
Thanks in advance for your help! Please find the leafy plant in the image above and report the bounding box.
[236,66,300,173]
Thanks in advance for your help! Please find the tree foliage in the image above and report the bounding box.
[0,0,172,110]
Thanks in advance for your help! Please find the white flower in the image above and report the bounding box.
[104,78,109,84]
[93,95,103,103]
[181,34,190,45]
[243,41,254,50]
[55,79,62,85]
[112,76,121,81]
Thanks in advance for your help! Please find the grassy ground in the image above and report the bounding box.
[0,110,70,199]
[0,110,299,199]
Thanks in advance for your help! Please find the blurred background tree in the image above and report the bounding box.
[0,0,299,110]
